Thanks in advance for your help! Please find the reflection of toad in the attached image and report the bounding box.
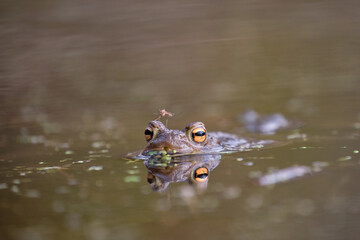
[145,154,221,192]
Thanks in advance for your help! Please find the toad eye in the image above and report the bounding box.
[191,127,206,143]
[144,127,153,141]
[194,167,209,183]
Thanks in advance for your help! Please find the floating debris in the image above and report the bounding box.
[247,156,275,160]
[68,179,78,185]
[255,166,311,186]
[72,160,84,164]
[242,161,254,166]
[19,135,45,144]
[12,179,21,184]
[248,171,262,178]
[56,186,69,194]
[312,161,329,172]
[124,176,141,183]
[37,166,62,171]
[287,133,307,140]
[89,154,109,158]
[0,183,8,190]
[65,150,74,155]
[87,166,103,171]
[11,185,20,194]
[126,169,139,175]
[353,150,359,154]
[25,189,40,198]
[92,141,106,149]
[89,149,109,154]
[338,156,352,161]
[60,158,72,163]
[236,158,244,161]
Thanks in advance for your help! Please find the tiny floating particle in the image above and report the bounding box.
[353,150,359,154]
[0,183,8,190]
[87,166,103,171]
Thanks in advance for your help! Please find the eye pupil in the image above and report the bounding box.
[145,128,153,141]
[194,131,205,137]
[194,167,209,183]
[191,127,206,143]
[196,173,208,179]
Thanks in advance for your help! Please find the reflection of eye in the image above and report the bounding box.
[191,127,206,143]
[144,127,153,141]
[147,173,155,184]
[194,167,209,183]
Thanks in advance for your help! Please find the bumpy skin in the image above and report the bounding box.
[142,121,222,155]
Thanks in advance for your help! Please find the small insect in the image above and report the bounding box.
[155,109,174,126]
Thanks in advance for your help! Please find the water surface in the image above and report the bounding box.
[1,0,360,239]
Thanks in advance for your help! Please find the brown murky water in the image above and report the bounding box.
[1,0,360,239]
